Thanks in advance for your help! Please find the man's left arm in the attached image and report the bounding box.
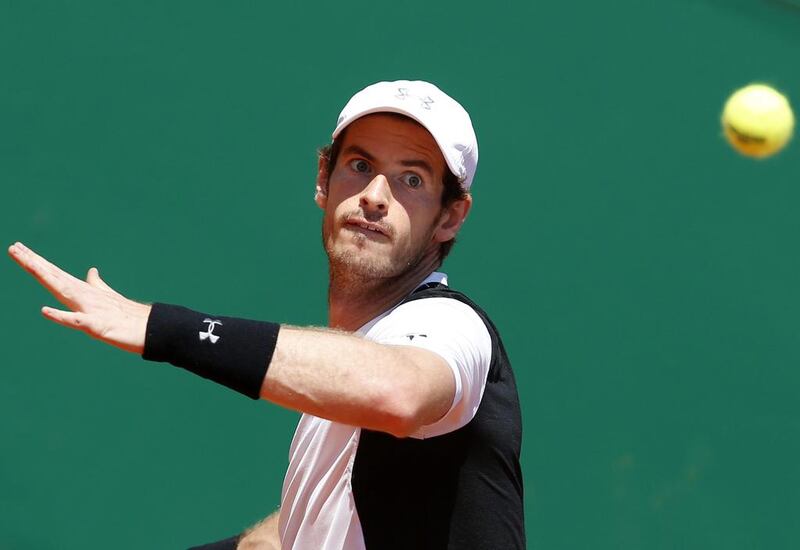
[8,242,455,437]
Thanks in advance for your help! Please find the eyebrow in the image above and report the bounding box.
[342,145,435,176]
[342,145,376,162]
[399,158,434,176]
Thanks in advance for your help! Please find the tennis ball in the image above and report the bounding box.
[721,84,795,159]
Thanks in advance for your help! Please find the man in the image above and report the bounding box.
[9,80,525,549]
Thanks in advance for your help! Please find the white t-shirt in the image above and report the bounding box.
[278,272,492,550]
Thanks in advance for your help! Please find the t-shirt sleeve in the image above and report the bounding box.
[367,297,492,439]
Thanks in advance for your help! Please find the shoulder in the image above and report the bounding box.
[366,295,489,344]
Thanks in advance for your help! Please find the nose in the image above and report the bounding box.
[359,174,390,214]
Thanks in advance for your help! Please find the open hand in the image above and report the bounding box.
[8,242,151,354]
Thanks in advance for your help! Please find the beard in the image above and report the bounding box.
[322,209,437,291]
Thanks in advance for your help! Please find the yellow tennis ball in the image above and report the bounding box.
[721,84,795,158]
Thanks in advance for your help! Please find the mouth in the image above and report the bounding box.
[344,216,390,239]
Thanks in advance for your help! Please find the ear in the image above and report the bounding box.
[315,155,328,209]
[434,194,472,243]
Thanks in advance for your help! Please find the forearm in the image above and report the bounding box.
[262,326,454,437]
[140,304,453,435]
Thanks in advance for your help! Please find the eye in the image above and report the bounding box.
[402,173,423,189]
[349,159,371,173]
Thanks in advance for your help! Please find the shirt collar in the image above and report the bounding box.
[356,271,448,335]
[418,271,448,288]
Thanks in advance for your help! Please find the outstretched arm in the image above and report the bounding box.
[8,242,455,437]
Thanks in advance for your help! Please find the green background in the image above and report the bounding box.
[2,1,799,548]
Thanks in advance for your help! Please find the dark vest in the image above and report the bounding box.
[351,285,525,549]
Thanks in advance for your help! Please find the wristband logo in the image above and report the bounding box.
[199,319,223,343]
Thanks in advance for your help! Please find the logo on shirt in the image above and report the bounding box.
[199,319,223,343]
[405,333,428,341]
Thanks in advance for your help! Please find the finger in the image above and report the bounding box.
[9,242,84,307]
[86,267,115,292]
[41,306,90,331]
[10,243,78,281]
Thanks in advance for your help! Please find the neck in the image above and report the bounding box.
[327,250,441,331]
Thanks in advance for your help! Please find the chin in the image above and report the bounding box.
[323,228,428,282]
[328,247,400,279]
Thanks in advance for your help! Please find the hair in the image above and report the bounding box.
[318,123,468,263]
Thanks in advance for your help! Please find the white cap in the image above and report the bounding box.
[332,80,479,190]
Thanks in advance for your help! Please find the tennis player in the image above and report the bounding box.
[9,80,525,550]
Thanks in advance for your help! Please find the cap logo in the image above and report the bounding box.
[395,87,435,110]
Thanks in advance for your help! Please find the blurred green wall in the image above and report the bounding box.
[2,1,799,548]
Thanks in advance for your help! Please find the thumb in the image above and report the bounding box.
[86,267,115,292]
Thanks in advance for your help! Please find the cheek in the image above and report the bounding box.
[326,176,362,211]
[405,202,441,241]
[328,196,353,226]
[321,188,356,239]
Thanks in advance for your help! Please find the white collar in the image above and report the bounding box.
[356,271,448,335]
[417,271,448,288]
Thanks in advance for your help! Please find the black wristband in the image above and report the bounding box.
[142,303,280,399]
